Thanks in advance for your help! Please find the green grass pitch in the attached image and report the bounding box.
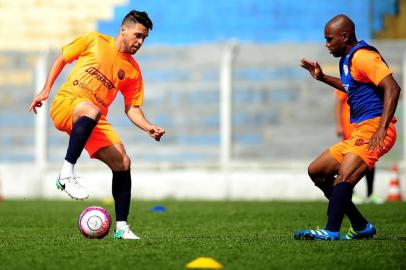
[0,200,405,270]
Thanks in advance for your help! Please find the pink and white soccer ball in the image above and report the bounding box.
[78,206,112,239]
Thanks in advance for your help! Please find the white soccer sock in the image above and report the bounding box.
[60,160,75,178]
[116,221,128,229]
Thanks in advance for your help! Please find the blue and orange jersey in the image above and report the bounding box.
[339,40,392,123]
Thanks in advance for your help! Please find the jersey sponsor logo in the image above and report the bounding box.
[72,79,108,107]
[118,69,126,80]
[85,67,115,90]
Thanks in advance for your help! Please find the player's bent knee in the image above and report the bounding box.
[85,106,102,121]
[74,102,102,121]
[111,154,131,171]
[307,165,315,178]
[334,173,356,186]
[122,154,131,171]
[307,162,335,187]
[307,163,321,181]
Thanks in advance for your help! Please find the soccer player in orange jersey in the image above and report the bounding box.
[335,90,382,204]
[334,90,352,140]
[295,14,400,240]
[29,10,165,240]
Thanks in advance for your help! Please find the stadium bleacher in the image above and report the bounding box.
[98,0,398,44]
[0,0,403,164]
[0,0,126,51]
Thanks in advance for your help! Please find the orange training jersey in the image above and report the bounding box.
[335,89,352,140]
[58,32,144,115]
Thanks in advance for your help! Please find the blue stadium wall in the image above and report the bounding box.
[98,0,398,44]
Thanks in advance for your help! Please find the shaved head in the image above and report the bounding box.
[324,14,358,57]
[325,14,356,40]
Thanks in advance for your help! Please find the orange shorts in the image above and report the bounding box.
[50,93,122,158]
[329,117,396,169]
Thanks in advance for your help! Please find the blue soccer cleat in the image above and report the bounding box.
[340,223,376,240]
[294,228,340,240]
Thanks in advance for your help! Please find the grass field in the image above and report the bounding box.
[0,200,405,270]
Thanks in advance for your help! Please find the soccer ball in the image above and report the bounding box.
[78,206,112,239]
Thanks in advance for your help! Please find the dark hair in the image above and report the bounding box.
[122,10,153,30]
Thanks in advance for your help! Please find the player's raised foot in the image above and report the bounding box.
[340,223,376,240]
[113,224,141,240]
[56,175,89,200]
[294,229,340,240]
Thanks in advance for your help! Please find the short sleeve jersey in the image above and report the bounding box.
[59,32,144,115]
[350,49,392,86]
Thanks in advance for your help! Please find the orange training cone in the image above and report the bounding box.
[387,164,402,202]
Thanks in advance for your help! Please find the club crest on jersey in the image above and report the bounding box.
[343,64,349,75]
[118,69,126,80]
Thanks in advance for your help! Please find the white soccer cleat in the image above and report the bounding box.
[113,225,141,240]
[56,175,89,200]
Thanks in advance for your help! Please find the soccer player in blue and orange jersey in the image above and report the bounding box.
[295,14,400,240]
[29,10,165,240]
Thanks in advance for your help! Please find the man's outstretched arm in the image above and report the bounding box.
[125,105,165,141]
[29,53,66,114]
[300,58,345,91]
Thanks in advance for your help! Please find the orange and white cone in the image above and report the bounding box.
[387,164,402,202]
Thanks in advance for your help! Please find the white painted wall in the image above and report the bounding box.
[0,163,404,201]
